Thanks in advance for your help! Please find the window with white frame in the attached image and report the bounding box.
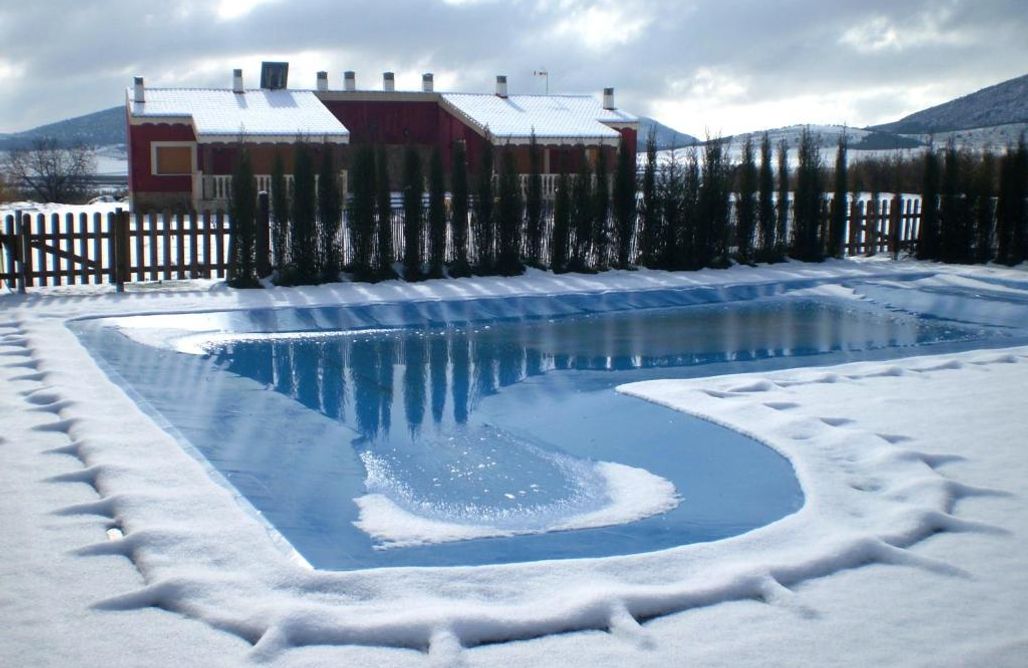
[151,142,195,176]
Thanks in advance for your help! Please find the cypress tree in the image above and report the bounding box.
[680,149,701,269]
[828,133,848,258]
[496,147,524,276]
[592,147,611,270]
[972,151,996,264]
[449,141,472,277]
[474,138,495,273]
[917,147,941,261]
[317,145,342,281]
[228,147,259,288]
[939,141,963,263]
[427,147,447,278]
[270,152,289,271]
[348,145,377,280]
[757,132,775,261]
[569,152,594,272]
[775,139,790,261]
[375,146,397,279]
[640,128,660,267]
[698,135,731,267]
[791,127,824,262]
[658,150,685,269]
[613,135,637,269]
[551,170,571,273]
[736,137,757,264]
[289,141,317,284]
[402,146,424,281]
[525,131,544,267]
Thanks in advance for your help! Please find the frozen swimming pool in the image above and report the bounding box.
[70,275,1028,570]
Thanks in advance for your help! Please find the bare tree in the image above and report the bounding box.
[2,137,96,203]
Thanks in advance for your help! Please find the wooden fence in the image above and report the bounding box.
[2,194,924,292]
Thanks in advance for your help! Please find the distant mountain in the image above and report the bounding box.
[871,73,1028,135]
[637,116,699,151]
[0,106,124,150]
[720,124,924,151]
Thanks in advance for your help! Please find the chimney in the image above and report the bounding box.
[233,68,244,94]
[496,75,508,98]
[422,73,434,93]
[317,71,328,91]
[603,87,616,110]
[344,70,356,91]
[383,71,395,92]
[133,76,145,104]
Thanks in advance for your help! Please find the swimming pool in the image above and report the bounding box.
[70,275,1027,570]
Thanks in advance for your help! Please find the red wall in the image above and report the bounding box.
[128,122,196,193]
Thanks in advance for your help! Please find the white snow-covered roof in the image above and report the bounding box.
[127,88,350,144]
[441,94,637,145]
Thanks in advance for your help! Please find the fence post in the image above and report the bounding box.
[256,191,271,277]
[17,211,31,292]
[114,208,130,292]
[889,194,902,260]
[11,210,26,293]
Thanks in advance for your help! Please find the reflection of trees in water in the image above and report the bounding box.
[211,306,879,442]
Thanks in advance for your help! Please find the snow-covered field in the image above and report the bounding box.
[1,260,1027,666]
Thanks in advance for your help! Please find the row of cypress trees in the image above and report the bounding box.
[917,138,1028,266]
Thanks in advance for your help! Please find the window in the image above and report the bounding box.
[151,143,194,176]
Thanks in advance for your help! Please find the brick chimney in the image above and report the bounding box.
[317,71,328,91]
[133,76,145,104]
[344,70,356,91]
[383,72,395,92]
[422,73,434,93]
[603,87,616,110]
[496,75,508,98]
[233,69,244,94]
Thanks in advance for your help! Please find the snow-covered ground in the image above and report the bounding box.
[1,260,1027,666]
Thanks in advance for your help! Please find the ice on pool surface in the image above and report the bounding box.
[353,423,678,548]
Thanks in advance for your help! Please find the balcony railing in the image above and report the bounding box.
[197,171,349,209]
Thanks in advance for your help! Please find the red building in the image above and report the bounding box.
[126,62,638,212]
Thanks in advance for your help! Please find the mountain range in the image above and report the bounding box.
[2,72,1024,155]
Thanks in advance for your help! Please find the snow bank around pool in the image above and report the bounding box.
[354,460,679,549]
[4,260,1028,665]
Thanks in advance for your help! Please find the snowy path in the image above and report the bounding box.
[1,260,1026,666]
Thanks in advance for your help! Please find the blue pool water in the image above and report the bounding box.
[71,276,1028,570]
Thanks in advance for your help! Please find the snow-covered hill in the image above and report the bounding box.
[872,73,1028,135]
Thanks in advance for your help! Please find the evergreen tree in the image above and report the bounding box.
[613,135,637,269]
[348,145,377,280]
[551,170,571,273]
[828,133,848,258]
[288,141,318,284]
[375,146,397,279]
[917,147,941,261]
[939,141,963,263]
[495,147,524,276]
[775,139,790,261]
[592,147,611,270]
[227,147,259,288]
[698,135,732,267]
[757,132,775,261]
[972,152,995,264]
[640,128,660,267]
[569,153,594,272]
[317,146,342,281]
[680,149,701,268]
[449,140,472,277]
[402,146,424,281]
[474,138,495,273]
[525,131,544,266]
[270,152,289,271]
[427,147,447,279]
[736,137,757,263]
[790,127,824,261]
[657,150,685,269]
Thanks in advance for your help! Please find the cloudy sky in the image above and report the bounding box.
[1,0,1025,136]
